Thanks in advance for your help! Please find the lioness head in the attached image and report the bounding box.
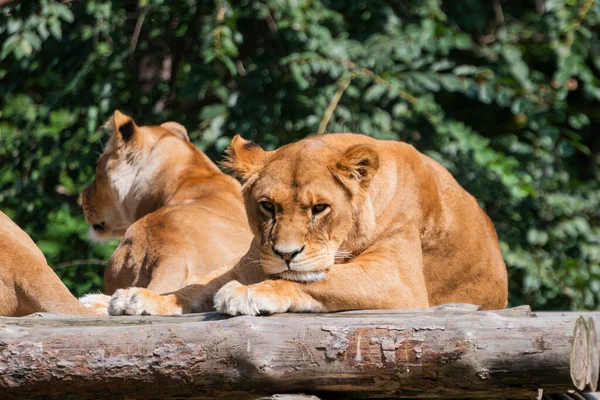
[225,134,380,282]
[80,110,189,242]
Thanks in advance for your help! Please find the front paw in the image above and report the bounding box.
[108,288,181,316]
[214,281,289,316]
[79,293,111,315]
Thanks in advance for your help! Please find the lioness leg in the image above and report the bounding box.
[10,265,100,316]
[215,260,429,315]
[216,234,430,315]
[0,212,98,317]
[107,245,266,315]
[0,258,99,316]
[108,236,429,316]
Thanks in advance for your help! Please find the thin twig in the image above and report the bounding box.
[291,56,423,131]
[265,10,278,32]
[317,73,356,134]
[566,0,595,48]
[53,259,106,270]
[493,0,507,37]
[536,0,546,14]
[290,56,418,104]
[216,0,226,21]
[354,67,418,104]
[316,66,419,134]
[213,0,227,56]
[129,5,149,55]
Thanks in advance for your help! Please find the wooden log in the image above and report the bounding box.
[0,307,596,399]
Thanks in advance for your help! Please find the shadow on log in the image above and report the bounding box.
[0,304,598,399]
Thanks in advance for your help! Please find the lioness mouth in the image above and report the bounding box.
[92,222,106,231]
[278,270,328,283]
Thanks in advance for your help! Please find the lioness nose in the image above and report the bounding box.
[272,245,305,263]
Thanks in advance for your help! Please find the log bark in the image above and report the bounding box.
[0,305,597,399]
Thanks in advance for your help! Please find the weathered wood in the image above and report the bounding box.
[536,312,600,328]
[256,395,321,400]
[0,307,596,399]
[539,313,600,393]
[573,317,591,390]
[587,319,599,392]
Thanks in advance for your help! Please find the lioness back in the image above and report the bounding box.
[79,111,253,310]
[381,139,508,309]
[105,198,250,294]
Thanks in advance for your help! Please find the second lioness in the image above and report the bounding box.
[108,133,508,316]
[79,111,252,312]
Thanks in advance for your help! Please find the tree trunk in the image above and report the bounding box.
[0,304,597,399]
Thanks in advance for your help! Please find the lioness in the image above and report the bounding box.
[78,110,252,312]
[0,211,97,316]
[108,133,508,316]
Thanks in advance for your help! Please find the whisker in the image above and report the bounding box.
[334,250,352,261]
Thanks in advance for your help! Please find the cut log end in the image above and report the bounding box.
[586,318,599,392]
[572,316,590,390]
[571,316,600,392]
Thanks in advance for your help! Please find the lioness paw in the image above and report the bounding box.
[79,293,111,315]
[108,288,181,316]
[214,281,290,316]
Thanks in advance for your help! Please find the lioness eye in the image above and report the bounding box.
[259,201,275,214]
[312,204,330,215]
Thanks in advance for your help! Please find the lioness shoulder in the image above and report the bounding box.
[79,111,253,313]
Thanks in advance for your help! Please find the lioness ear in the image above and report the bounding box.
[223,135,267,181]
[332,144,380,190]
[160,121,189,142]
[112,110,139,142]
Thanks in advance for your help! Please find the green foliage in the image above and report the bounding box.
[1,0,599,309]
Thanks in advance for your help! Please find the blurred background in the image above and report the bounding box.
[0,0,598,310]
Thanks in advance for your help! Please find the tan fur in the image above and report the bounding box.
[0,211,97,316]
[78,111,253,312]
[108,133,508,316]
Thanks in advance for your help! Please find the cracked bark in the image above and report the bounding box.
[0,304,597,399]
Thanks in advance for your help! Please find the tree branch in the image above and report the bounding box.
[317,73,355,134]
[52,259,106,270]
[129,5,149,55]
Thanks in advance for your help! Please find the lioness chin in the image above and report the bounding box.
[78,110,253,314]
[109,133,508,316]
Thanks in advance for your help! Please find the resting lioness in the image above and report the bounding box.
[108,133,508,316]
[78,110,252,313]
[0,211,97,316]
